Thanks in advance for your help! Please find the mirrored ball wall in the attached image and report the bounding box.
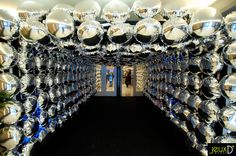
[0,0,236,155]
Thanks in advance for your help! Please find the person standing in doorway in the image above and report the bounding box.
[125,69,131,88]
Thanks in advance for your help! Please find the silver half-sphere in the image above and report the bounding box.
[220,74,236,101]
[187,132,198,148]
[73,0,101,22]
[102,0,130,23]
[107,23,133,44]
[132,0,161,18]
[20,74,36,94]
[218,105,236,132]
[0,10,18,40]
[223,42,236,68]
[17,1,48,21]
[0,42,18,70]
[201,77,221,100]
[0,126,22,150]
[134,18,162,44]
[20,20,48,42]
[188,73,201,93]
[23,95,37,114]
[52,3,74,14]
[224,11,236,39]
[196,123,216,143]
[163,1,190,18]
[0,101,23,124]
[198,100,220,124]
[179,90,191,104]
[214,135,236,143]
[46,10,74,39]
[162,17,190,44]
[200,52,223,75]
[0,73,21,99]
[23,117,37,137]
[77,20,104,46]
[191,7,222,37]
[187,94,202,110]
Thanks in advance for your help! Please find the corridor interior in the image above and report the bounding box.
[31,97,193,156]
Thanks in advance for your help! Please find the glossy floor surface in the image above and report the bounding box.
[31,97,194,156]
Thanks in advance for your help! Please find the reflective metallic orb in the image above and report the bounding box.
[201,77,221,100]
[134,18,162,44]
[218,105,236,132]
[196,122,216,143]
[179,90,191,104]
[162,17,190,44]
[73,0,101,22]
[102,0,130,23]
[186,132,198,148]
[163,1,189,18]
[198,100,220,124]
[0,42,18,70]
[20,20,48,42]
[187,94,202,111]
[188,73,201,93]
[46,10,74,38]
[48,104,57,118]
[52,3,74,14]
[0,126,22,150]
[17,1,48,21]
[188,56,201,74]
[0,73,21,99]
[191,7,222,37]
[224,12,236,39]
[200,52,223,75]
[0,101,23,124]
[188,114,200,129]
[48,119,57,133]
[21,141,35,156]
[214,135,236,143]
[0,10,18,40]
[20,74,36,94]
[180,72,189,87]
[77,20,104,46]
[23,95,37,114]
[38,110,48,125]
[18,55,36,74]
[132,0,161,18]
[23,117,38,137]
[220,74,236,101]
[107,23,133,44]
[223,42,236,68]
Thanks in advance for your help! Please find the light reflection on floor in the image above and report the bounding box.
[122,84,133,96]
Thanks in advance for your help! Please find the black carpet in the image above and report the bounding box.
[31,97,194,156]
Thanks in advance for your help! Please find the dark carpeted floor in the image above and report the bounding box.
[31,97,194,156]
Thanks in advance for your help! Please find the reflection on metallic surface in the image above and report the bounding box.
[132,0,161,18]
[0,10,18,40]
[77,20,104,46]
[73,0,101,22]
[0,73,20,99]
[0,126,22,151]
[0,101,23,124]
[102,0,130,23]
[218,105,236,132]
[0,42,18,70]
[46,10,74,38]
[20,20,48,42]
[191,7,222,37]
[198,100,220,124]
[220,74,236,101]
[134,18,162,44]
